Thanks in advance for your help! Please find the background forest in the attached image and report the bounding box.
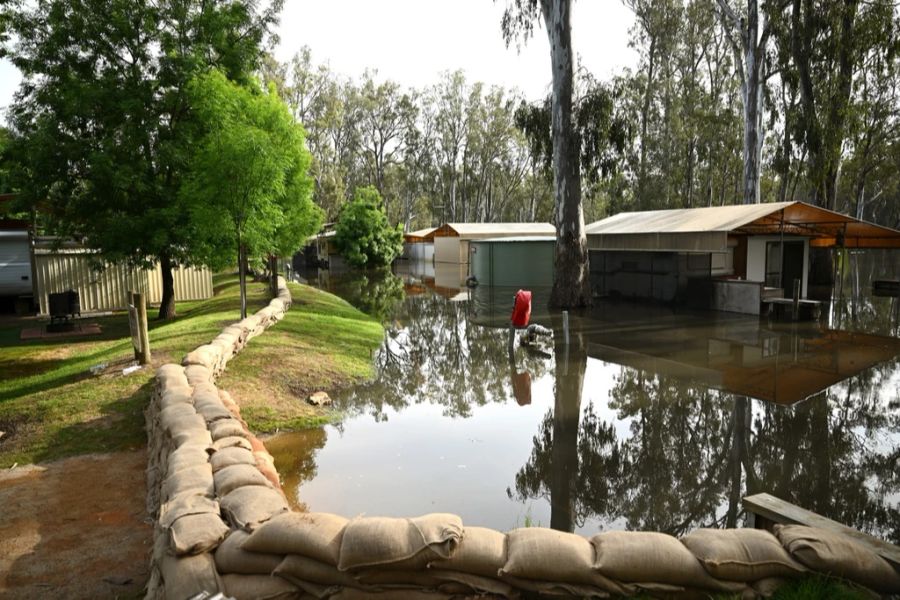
[261,0,899,231]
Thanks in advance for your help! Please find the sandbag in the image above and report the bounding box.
[338,513,462,571]
[221,573,301,600]
[220,486,289,530]
[173,428,213,449]
[682,528,807,582]
[243,512,348,565]
[184,364,212,385]
[428,526,506,577]
[427,570,515,597]
[162,463,214,500]
[775,525,900,593]
[159,493,219,528]
[160,404,198,432]
[256,460,282,489]
[592,530,746,593]
[211,447,258,473]
[329,590,453,600]
[212,435,254,452]
[500,574,617,598]
[353,568,444,588]
[169,512,230,555]
[192,387,221,406]
[210,418,249,441]
[197,401,237,424]
[159,387,193,409]
[159,549,222,599]
[215,530,284,576]
[501,527,621,593]
[214,463,273,496]
[167,445,212,475]
[274,554,360,587]
[166,413,207,438]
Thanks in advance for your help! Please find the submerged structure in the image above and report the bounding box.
[586,201,900,314]
[432,222,556,264]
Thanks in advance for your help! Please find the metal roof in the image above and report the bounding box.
[471,236,556,243]
[404,227,437,243]
[586,201,900,251]
[442,222,556,239]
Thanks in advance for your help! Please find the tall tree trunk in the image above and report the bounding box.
[158,253,177,320]
[543,0,591,309]
[638,37,657,210]
[238,237,248,320]
[269,254,278,299]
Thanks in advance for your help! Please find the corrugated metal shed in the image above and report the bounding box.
[32,239,213,315]
[586,202,900,251]
[436,223,556,239]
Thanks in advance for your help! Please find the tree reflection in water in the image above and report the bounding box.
[299,262,899,542]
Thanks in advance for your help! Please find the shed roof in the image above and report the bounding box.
[472,236,556,243]
[586,201,900,252]
[439,222,556,239]
[404,227,437,243]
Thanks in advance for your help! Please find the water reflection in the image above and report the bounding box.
[276,258,900,543]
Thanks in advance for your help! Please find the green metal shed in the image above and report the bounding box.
[469,237,555,288]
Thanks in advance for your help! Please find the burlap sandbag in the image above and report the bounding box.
[353,568,444,588]
[192,387,221,405]
[682,528,807,582]
[173,428,213,449]
[160,404,198,431]
[775,524,900,593]
[159,549,222,599]
[184,364,213,385]
[337,514,463,571]
[210,418,249,441]
[197,401,235,424]
[159,387,193,409]
[256,461,281,489]
[167,444,212,475]
[500,574,618,598]
[427,570,514,597]
[220,486,289,530]
[157,364,188,388]
[162,463,214,500]
[215,529,283,575]
[211,447,258,473]
[166,413,208,439]
[183,345,219,370]
[221,573,301,600]
[214,463,273,496]
[274,554,361,587]
[159,493,219,528]
[213,435,254,452]
[169,512,230,555]
[501,527,623,593]
[243,512,349,565]
[428,526,506,577]
[592,530,746,593]
[329,590,453,600]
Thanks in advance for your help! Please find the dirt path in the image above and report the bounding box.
[0,450,150,599]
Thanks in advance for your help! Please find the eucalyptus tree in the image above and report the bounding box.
[500,0,591,308]
[2,0,282,319]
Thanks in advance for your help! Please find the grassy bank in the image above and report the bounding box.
[0,275,383,466]
[218,281,384,432]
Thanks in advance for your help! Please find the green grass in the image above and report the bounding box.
[218,282,384,433]
[0,274,382,466]
[767,576,871,600]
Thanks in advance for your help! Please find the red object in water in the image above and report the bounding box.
[511,289,532,328]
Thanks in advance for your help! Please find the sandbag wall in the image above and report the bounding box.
[146,278,900,600]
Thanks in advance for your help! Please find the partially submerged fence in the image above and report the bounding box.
[146,277,900,599]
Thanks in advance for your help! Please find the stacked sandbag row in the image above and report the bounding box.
[203,510,900,599]
[182,276,291,377]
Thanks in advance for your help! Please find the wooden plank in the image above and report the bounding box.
[743,493,900,568]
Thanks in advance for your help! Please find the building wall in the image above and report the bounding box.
[404,242,434,262]
[470,240,554,287]
[434,236,461,264]
[746,236,808,297]
[33,248,213,315]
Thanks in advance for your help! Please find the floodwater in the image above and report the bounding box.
[270,253,900,542]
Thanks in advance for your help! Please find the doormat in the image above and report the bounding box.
[20,323,103,340]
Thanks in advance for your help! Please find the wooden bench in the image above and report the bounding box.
[743,492,900,569]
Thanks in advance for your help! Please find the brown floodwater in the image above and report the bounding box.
[270,256,900,542]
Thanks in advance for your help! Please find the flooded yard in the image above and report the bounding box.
[270,260,900,543]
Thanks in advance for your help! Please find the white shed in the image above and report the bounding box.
[432,223,556,265]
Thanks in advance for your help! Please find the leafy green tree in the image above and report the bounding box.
[182,70,321,319]
[1,0,281,319]
[334,186,403,269]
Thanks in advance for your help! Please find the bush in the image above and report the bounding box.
[334,186,403,268]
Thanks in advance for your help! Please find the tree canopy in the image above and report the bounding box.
[182,69,321,318]
[334,186,403,269]
[1,0,282,317]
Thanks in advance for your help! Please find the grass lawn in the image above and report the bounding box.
[0,274,383,467]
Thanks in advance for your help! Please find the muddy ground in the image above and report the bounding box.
[0,450,150,599]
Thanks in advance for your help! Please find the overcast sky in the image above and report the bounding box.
[0,1,637,115]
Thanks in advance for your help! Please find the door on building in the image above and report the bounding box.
[765,241,804,294]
